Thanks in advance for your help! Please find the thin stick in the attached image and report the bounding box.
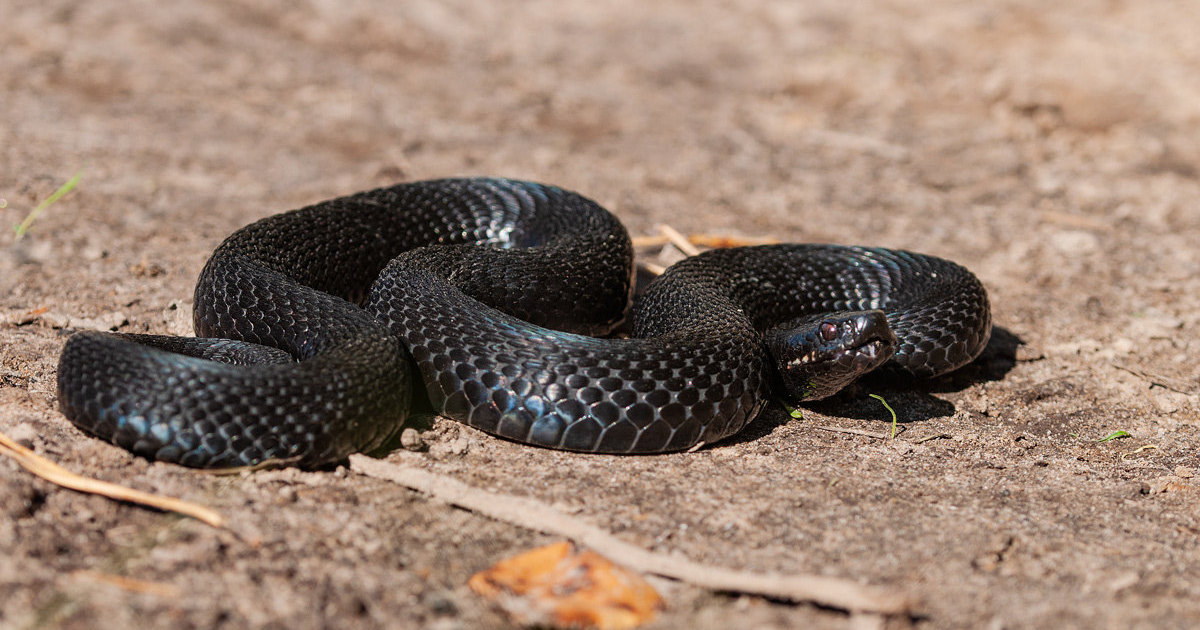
[0,431,225,528]
[1111,364,1195,395]
[812,425,896,440]
[1039,210,1113,233]
[70,570,182,598]
[638,261,668,276]
[632,233,780,249]
[807,130,910,161]
[656,224,702,256]
[631,235,670,248]
[349,455,911,615]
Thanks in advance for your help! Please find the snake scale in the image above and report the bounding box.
[56,178,991,468]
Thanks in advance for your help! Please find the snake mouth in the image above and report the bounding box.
[838,337,895,371]
[785,336,893,369]
[857,337,890,358]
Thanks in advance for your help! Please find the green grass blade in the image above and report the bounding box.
[1097,430,1130,443]
[869,393,898,438]
[14,170,82,239]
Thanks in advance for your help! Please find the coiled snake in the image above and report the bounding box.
[57,178,991,468]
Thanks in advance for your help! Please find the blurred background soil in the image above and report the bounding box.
[1,1,1198,628]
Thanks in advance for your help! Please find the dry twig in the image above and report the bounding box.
[349,454,912,615]
[69,570,182,598]
[630,234,671,248]
[1039,210,1114,233]
[0,430,225,528]
[638,261,668,276]
[1111,364,1196,395]
[630,232,780,251]
[812,425,897,440]
[633,228,781,277]
[656,224,702,257]
[910,433,952,444]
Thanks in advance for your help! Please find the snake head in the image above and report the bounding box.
[765,310,897,402]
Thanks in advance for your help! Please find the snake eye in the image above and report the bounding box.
[819,321,838,341]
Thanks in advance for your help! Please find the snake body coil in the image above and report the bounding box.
[57,178,991,468]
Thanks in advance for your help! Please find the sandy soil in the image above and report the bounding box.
[3,1,1199,628]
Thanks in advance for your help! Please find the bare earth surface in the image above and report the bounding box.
[3,1,1199,628]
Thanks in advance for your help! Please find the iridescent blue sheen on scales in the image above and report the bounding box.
[56,178,991,468]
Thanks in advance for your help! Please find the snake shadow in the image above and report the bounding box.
[723,325,1023,445]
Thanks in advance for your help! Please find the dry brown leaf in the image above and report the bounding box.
[469,541,663,630]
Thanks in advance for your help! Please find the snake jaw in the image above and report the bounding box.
[786,336,889,368]
[836,336,894,372]
[767,310,898,402]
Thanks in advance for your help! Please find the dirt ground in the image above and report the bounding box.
[3,1,1199,628]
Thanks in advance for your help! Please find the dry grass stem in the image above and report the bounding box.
[0,430,225,528]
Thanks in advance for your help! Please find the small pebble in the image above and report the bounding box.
[7,423,38,449]
[1048,230,1099,256]
[41,311,128,331]
[421,590,459,616]
[399,428,426,451]
[277,486,299,504]
[448,436,470,456]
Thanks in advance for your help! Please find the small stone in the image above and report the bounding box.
[40,311,71,328]
[7,423,38,449]
[1108,571,1140,593]
[448,436,470,456]
[129,258,165,277]
[1146,475,1190,494]
[1128,312,1183,340]
[1033,170,1064,196]
[1174,466,1193,479]
[1048,230,1099,256]
[421,590,459,616]
[276,486,299,504]
[399,428,426,451]
[96,311,128,331]
[44,311,128,331]
[163,301,193,336]
[2,309,43,326]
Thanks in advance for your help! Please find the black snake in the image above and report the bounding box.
[56,178,991,468]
